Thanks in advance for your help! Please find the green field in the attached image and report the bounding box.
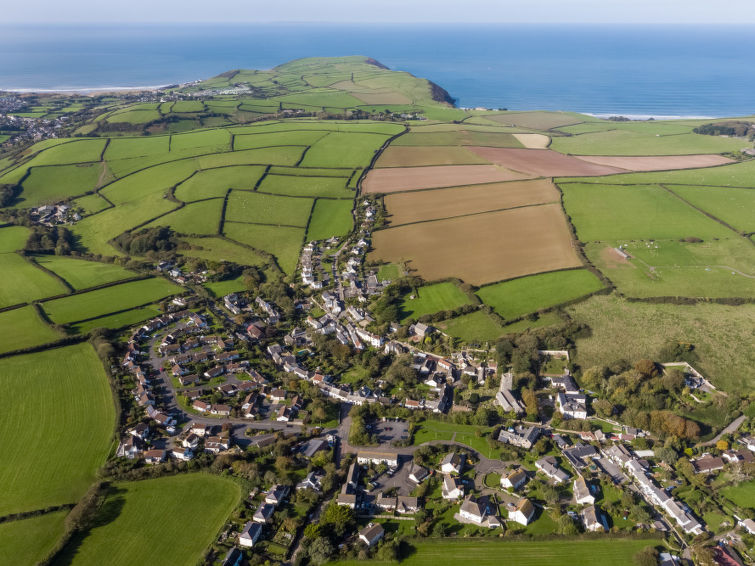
[18,163,105,207]
[196,146,303,168]
[438,310,506,343]
[328,538,662,566]
[59,474,241,566]
[0,343,114,516]
[722,480,755,509]
[72,193,111,215]
[0,305,61,353]
[393,129,523,147]
[205,275,249,297]
[33,255,136,290]
[106,108,161,124]
[180,236,268,267]
[668,185,755,232]
[173,165,265,201]
[0,511,67,566]
[225,190,314,226]
[476,269,604,320]
[105,136,170,160]
[307,199,353,240]
[0,225,31,252]
[300,132,389,168]
[69,305,163,334]
[170,128,231,152]
[146,199,224,235]
[260,174,353,198]
[400,281,473,321]
[41,277,179,325]
[0,253,68,307]
[224,221,304,275]
[233,129,328,150]
[567,293,755,392]
[560,183,735,241]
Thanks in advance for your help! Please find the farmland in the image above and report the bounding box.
[58,474,241,566]
[0,510,67,566]
[0,305,61,353]
[437,310,506,343]
[260,173,354,198]
[0,253,68,307]
[307,198,354,240]
[223,221,304,275]
[146,199,224,235]
[399,281,474,321]
[363,165,530,193]
[68,305,164,334]
[376,145,491,167]
[32,255,136,290]
[225,190,313,227]
[17,162,106,207]
[0,343,114,516]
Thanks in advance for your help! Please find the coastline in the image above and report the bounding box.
[2,84,170,94]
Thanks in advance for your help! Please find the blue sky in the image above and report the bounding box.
[6,0,755,24]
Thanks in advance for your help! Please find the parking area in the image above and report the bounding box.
[371,419,410,446]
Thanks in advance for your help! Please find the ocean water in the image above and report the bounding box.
[2,23,755,117]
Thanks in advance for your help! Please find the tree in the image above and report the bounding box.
[634,359,659,379]
[557,514,580,535]
[308,537,335,565]
[320,503,355,538]
[633,546,659,566]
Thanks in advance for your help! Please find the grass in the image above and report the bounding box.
[560,183,735,241]
[377,263,401,281]
[196,146,303,169]
[104,136,170,160]
[307,199,353,241]
[0,305,61,353]
[170,128,231,152]
[499,312,564,334]
[0,225,31,253]
[400,281,473,321]
[550,129,747,155]
[71,193,111,215]
[476,269,605,320]
[69,305,163,334]
[567,293,755,393]
[106,108,161,124]
[225,190,314,227]
[438,310,506,343]
[329,537,661,566]
[0,510,68,566]
[32,255,136,290]
[18,163,105,207]
[376,146,491,167]
[146,199,224,235]
[300,132,389,168]
[41,277,179,325]
[233,129,328,150]
[224,221,304,275]
[668,185,755,232]
[260,174,353,198]
[101,159,197,204]
[59,474,241,566]
[205,276,248,297]
[0,253,68,308]
[0,343,114,516]
[180,236,268,267]
[721,480,755,510]
[173,165,266,201]
[412,420,501,459]
[393,129,522,147]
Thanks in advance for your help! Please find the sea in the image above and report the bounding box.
[2,23,755,118]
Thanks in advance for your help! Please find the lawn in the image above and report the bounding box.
[567,293,755,392]
[560,183,734,241]
[300,132,390,168]
[69,305,163,334]
[412,420,501,459]
[0,305,61,353]
[329,537,661,566]
[377,263,402,281]
[32,255,136,290]
[307,199,354,241]
[722,480,755,510]
[146,199,224,235]
[0,343,114,516]
[668,185,755,232]
[173,165,266,201]
[0,511,67,566]
[41,277,179,325]
[0,253,68,308]
[59,474,241,566]
[18,163,104,207]
[224,221,305,275]
[399,281,474,321]
[260,174,353,198]
[438,310,506,343]
[476,269,605,320]
[225,190,314,227]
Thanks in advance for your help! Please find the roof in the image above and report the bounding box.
[460,496,484,517]
[359,523,384,541]
[516,498,534,516]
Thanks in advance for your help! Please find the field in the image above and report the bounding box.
[384,179,560,226]
[72,193,111,214]
[204,276,248,297]
[0,343,114,516]
[259,174,353,198]
[41,277,179,325]
[18,162,105,207]
[58,474,241,566]
[329,537,661,566]
[146,199,224,235]
[573,154,732,170]
[363,165,530,193]
[399,281,473,321]
[0,305,61,353]
[307,199,354,241]
[560,183,735,241]
[69,305,163,334]
[370,204,581,285]
[437,310,506,343]
[721,480,755,510]
[465,147,625,177]
[376,145,491,167]
[300,132,390,168]
[32,255,136,290]
[567,293,755,392]
[0,511,68,566]
[0,253,68,307]
[180,236,268,267]
[486,110,589,130]
[668,185,755,232]
[392,129,523,148]
[173,165,266,201]
[224,221,304,274]
[0,225,31,252]
[476,269,604,320]
[225,190,313,226]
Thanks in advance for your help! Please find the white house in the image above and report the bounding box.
[358,523,385,547]
[574,476,595,505]
[508,498,535,526]
[442,474,464,500]
[440,452,465,474]
[501,468,528,491]
[239,521,263,547]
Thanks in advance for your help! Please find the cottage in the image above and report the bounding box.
[573,476,595,505]
[211,404,232,416]
[358,523,385,547]
[536,457,569,484]
[376,493,397,512]
[582,505,606,532]
[508,498,535,526]
[396,496,420,514]
[442,474,464,500]
[501,468,528,491]
[264,485,290,506]
[357,450,399,467]
[144,449,167,465]
[239,521,263,547]
[408,462,430,484]
[192,400,210,413]
[253,503,276,524]
[440,452,465,474]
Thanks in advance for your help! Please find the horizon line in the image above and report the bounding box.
[4,21,755,26]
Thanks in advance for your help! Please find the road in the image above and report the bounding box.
[698,415,748,447]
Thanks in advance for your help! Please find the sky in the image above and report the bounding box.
[5,0,755,24]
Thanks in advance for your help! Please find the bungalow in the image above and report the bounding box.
[217,383,238,396]
[440,452,465,475]
[172,448,193,461]
[184,388,204,400]
[582,505,606,532]
[404,398,424,410]
[336,492,357,508]
[501,468,528,491]
[573,476,595,505]
[300,438,328,459]
[239,521,263,548]
[172,364,189,377]
[376,493,397,512]
[269,388,287,403]
[508,498,535,526]
[442,474,464,500]
[253,503,276,524]
[357,450,399,467]
[204,366,225,379]
[396,496,420,514]
[459,496,501,528]
[408,462,430,484]
[358,523,385,547]
[193,400,211,412]
[692,455,725,474]
[178,374,199,387]
[536,457,569,484]
[144,449,167,465]
[211,404,232,416]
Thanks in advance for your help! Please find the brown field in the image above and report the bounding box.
[362,165,532,193]
[485,111,587,130]
[376,146,492,167]
[513,133,551,149]
[331,80,412,105]
[466,147,625,177]
[574,154,733,171]
[370,203,581,285]
[384,179,560,226]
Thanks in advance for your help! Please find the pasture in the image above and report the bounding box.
[32,255,136,290]
[486,110,589,130]
[370,204,581,285]
[195,146,304,168]
[18,163,105,207]
[0,511,67,566]
[180,236,268,267]
[0,343,114,516]
[0,305,61,354]
[573,154,731,171]
[560,183,735,241]
[0,253,68,308]
[438,310,506,343]
[399,281,473,321]
[173,165,266,201]
[363,165,530,193]
[146,199,224,235]
[104,135,170,160]
[170,128,231,152]
[59,474,241,566]
[224,222,304,275]
[72,193,111,214]
[0,225,30,252]
[225,190,313,227]
[205,276,248,297]
[233,129,328,150]
[549,129,746,155]
[668,185,755,232]
[41,277,179,325]
[300,132,389,168]
[69,305,163,334]
[376,145,491,167]
[567,294,755,392]
[476,269,604,320]
[722,480,755,509]
[384,179,560,226]
[393,129,523,147]
[307,199,354,241]
[259,173,353,198]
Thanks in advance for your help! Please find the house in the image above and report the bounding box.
[573,476,595,505]
[144,449,167,465]
[563,443,598,469]
[190,423,210,437]
[408,463,430,484]
[336,492,357,508]
[509,498,535,526]
[253,503,276,524]
[741,436,755,452]
[692,455,725,474]
[269,388,287,403]
[264,485,290,506]
[205,436,231,454]
[345,461,360,490]
[404,398,424,410]
[358,523,385,547]
[397,496,420,514]
[498,425,541,449]
[117,436,142,459]
[501,468,528,491]
[204,366,225,379]
[357,450,399,467]
[239,521,263,548]
[182,433,200,449]
[376,493,397,512]
[129,422,150,440]
[440,452,465,474]
[740,518,755,535]
[442,474,464,500]
[536,457,569,483]
[556,390,587,420]
[297,471,322,492]
[211,404,231,416]
[172,447,194,461]
[459,496,501,528]
[223,547,243,566]
[582,505,606,532]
